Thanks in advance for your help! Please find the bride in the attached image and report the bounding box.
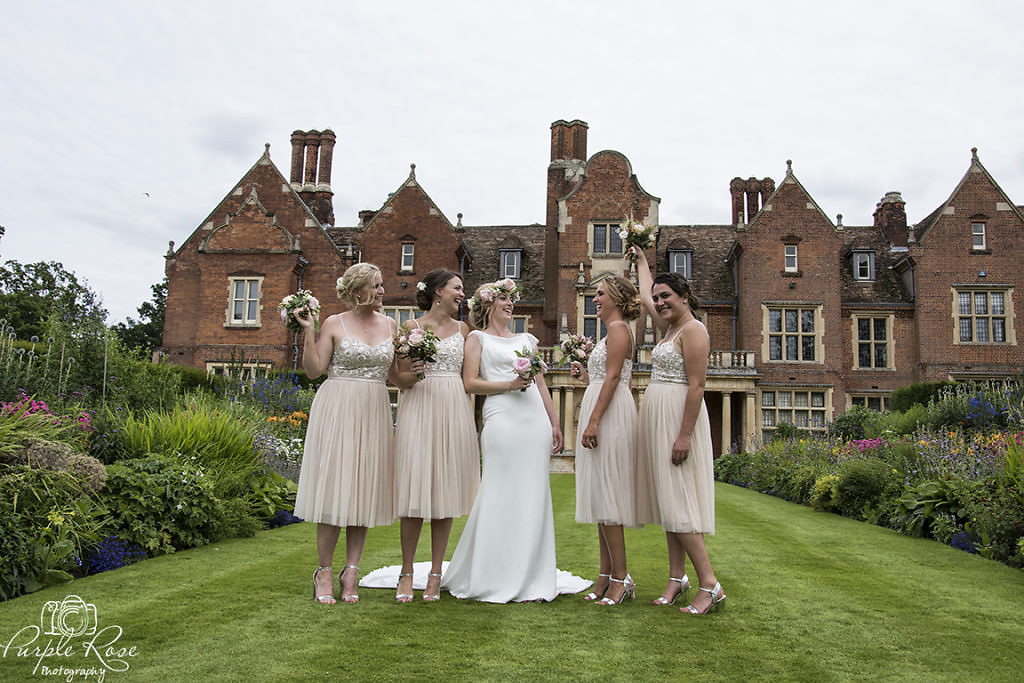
[441,279,588,602]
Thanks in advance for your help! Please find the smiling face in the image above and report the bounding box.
[593,282,617,322]
[355,271,385,310]
[435,276,464,314]
[488,291,515,326]
[651,282,686,324]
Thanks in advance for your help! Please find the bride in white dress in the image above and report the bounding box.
[441,279,589,603]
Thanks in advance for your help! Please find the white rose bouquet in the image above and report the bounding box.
[393,322,440,380]
[278,289,320,332]
[618,215,657,261]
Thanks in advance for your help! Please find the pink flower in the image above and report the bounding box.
[408,329,425,346]
[513,357,532,374]
[480,290,493,302]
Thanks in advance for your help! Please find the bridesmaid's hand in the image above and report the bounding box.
[508,375,531,391]
[408,359,426,378]
[295,306,315,331]
[551,426,564,454]
[580,421,599,450]
[671,433,691,465]
[569,361,588,382]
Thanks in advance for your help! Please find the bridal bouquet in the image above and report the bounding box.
[560,334,595,378]
[393,322,439,379]
[513,346,548,391]
[278,290,320,332]
[618,215,657,261]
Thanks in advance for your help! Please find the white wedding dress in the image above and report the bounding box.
[360,331,589,602]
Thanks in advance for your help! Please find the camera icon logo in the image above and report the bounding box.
[40,595,98,638]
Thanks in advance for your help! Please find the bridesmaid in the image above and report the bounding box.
[294,262,417,604]
[634,249,726,614]
[571,276,643,606]
[392,269,478,602]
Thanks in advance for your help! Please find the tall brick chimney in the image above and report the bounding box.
[289,128,335,226]
[545,119,589,329]
[874,191,907,246]
[730,177,775,225]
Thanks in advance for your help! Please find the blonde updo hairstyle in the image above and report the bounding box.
[602,276,641,321]
[336,262,382,306]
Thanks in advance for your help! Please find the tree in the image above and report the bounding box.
[112,279,167,353]
[0,260,107,340]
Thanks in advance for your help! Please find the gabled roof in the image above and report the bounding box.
[752,160,838,231]
[913,148,1024,243]
[838,226,912,305]
[361,164,458,232]
[559,149,661,204]
[172,144,339,258]
[656,224,736,303]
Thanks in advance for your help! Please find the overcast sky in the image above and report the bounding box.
[2,1,1022,324]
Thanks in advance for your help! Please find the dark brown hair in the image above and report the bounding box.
[652,272,700,311]
[415,269,461,311]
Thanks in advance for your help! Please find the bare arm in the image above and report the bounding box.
[534,372,564,454]
[385,316,424,389]
[633,250,670,335]
[580,322,631,449]
[462,333,530,395]
[671,320,710,465]
[299,313,342,379]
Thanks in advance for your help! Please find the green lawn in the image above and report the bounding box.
[2,477,1022,681]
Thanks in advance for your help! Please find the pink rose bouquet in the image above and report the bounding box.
[278,289,320,332]
[513,346,548,391]
[560,334,595,378]
[393,322,439,379]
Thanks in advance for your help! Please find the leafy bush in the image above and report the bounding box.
[890,478,965,538]
[890,381,955,412]
[835,458,898,520]
[811,475,840,513]
[878,403,928,436]
[100,453,226,554]
[962,478,1024,567]
[713,451,752,485]
[780,462,825,505]
[0,466,105,600]
[772,421,802,442]
[827,405,884,440]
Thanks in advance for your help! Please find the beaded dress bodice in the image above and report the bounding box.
[649,332,688,384]
[327,337,393,382]
[424,332,464,377]
[586,338,632,385]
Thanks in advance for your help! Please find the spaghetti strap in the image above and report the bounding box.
[338,316,350,338]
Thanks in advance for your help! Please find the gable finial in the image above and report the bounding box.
[410,163,416,178]
[264,143,270,155]
[786,159,793,175]
[971,147,978,161]
[836,213,843,227]
[457,212,463,229]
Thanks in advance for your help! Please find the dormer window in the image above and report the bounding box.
[784,245,798,273]
[972,221,987,250]
[668,250,692,279]
[499,249,521,279]
[853,251,875,281]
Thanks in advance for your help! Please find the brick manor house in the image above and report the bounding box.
[161,120,1024,455]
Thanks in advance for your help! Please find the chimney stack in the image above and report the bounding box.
[730,177,775,225]
[550,119,588,161]
[874,191,908,246]
[289,128,336,226]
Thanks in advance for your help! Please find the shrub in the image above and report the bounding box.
[5,439,107,491]
[100,453,226,555]
[890,478,966,538]
[811,474,840,513]
[827,405,884,440]
[879,403,928,436]
[962,478,1024,567]
[714,451,752,485]
[0,465,105,600]
[780,462,825,505]
[772,421,802,442]
[835,459,898,519]
[890,381,956,412]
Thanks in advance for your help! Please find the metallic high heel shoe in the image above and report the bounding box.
[313,566,336,604]
[395,572,414,603]
[596,575,635,606]
[651,575,690,606]
[583,573,611,601]
[681,582,726,614]
[423,572,443,602]
[338,565,360,603]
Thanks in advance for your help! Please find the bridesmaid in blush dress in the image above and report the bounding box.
[571,275,644,606]
[293,263,418,605]
[391,269,478,603]
[441,279,589,603]
[633,250,726,615]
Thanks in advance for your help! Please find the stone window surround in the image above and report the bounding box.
[850,312,895,370]
[225,276,263,328]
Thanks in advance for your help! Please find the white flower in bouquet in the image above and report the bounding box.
[277,290,321,332]
[618,215,658,260]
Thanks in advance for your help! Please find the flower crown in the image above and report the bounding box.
[467,278,521,311]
